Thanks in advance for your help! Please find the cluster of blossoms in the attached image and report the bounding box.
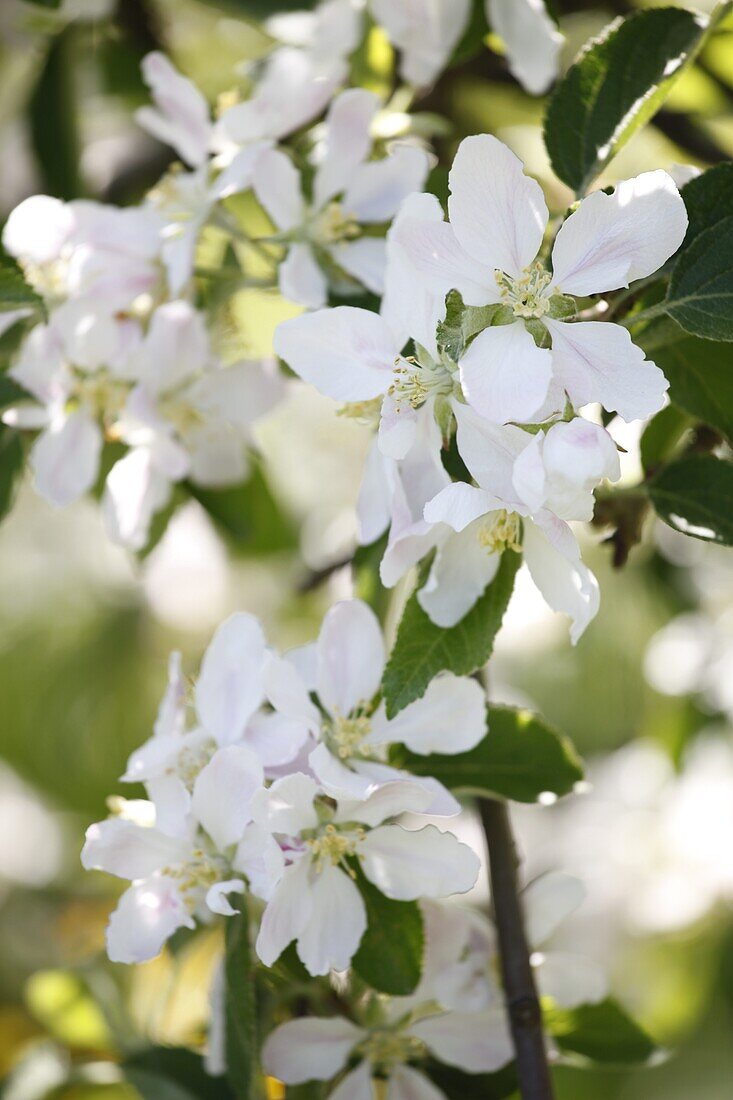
[82,601,486,971]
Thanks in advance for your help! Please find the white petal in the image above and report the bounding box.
[332,237,387,295]
[387,1064,447,1100]
[547,319,668,422]
[448,134,548,276]
[136,52,211,167]
[252,147,305,232]
[518,419,620,522]
[331,1061,375,1100]
[537,951,607,1008]
[126,300,209,393]
[264,651,320,729]
[391,215,496,307]
[523,870,585,946]
[452,400,529,502]
[251,772,320,835]
[184,358,283,433]
[317,599,385,716]
[262,1016,366,1084]
[2,194,74,265]
[255,856,313,966]
[192,745,263,849]
[205,960,226,1076]
[211,141,272,199]
[81,818,190,880]
[244,712,311,768]
[344,145,431,223]
[523,516,599,644]
[370,674,486,755]
[357,436,392,545]
[232,822,285,902]
[31,411,102,508]
[486,0,562,95]
[371,0,472,87]
[279,243,328,308]
[411,1008,513,1072]
[103,447,175,551]
[106,878,193,964]
[206,879,244,917]
[297,863,367,974]
[382,192,448,358]
[550,171,688,296]
[274,307,396,402]
[424,482,503,532]
[333,780,433,826]
[146,775,192,838]
[309,743,377,800]
[314,88,379,208]
[459,321,552,425]
[361,824,480,899]
[195,613,267,744]
[354,761,461,817]
[418,522,502,628]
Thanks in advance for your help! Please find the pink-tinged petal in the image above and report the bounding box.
[547,319,668,422]
[192,745,263,849]
[274,307,396,402]
[195,613,267,744]
[136,52,211,167]
[206,879,244,916]
[297,863,367,974]
[452,400,529,501]
[459,321,552,425]
[411,1008,513,1072]
[486,0,562,95]
[278,243,328,308]
[317,599,385,715]
[387,1064,447,1100]
[263,1016,366,1085]
[361,823,480,899]
[537,951,607,1008]
[333,781,433,826]
[232,823,285,901]
[418,523,502,628]
[448,134,548,276]
[550,170,688,296]
[331,1061,374,1100]
[252,147,305,232]
[370,674,486,755]
[314,88,379,208]
[523,516,599,644]
[382,192,447,358]
[523,870,585,946]
[31,410,102,508]
[251,772,320,835]
[391,215,496,307]
[331,237,386,295]
[81,818,190,880]
[256,856,313,966]
[106,878,193,963]
[344,145,431,223]
[518,419,620,522]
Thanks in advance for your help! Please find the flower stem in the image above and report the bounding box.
[479,798,555,1100]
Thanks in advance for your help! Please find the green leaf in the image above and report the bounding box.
[679,162,733,252]
[351,864,424,995]
[224,904,257,1099]
[544,6,725,194]
[545,999,657,1065]
[187,460,297,556]
[640,326,733,443]
[0,252,42,313]
[0,423,25,524]
[664,214,733,341]
[436,291,504,361]
[29,28,82,200]
[397,706,584,803]
[646,455,733,545]
[425,1061,518,1100]
[124,1047,235,1100]
[382,550,520,718]
[640,405,691,476]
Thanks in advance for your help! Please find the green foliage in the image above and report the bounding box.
[639,405,691,476]
[188,461,297,556]
[351,865,424,995]
[436,291,503,361]
[544,6,726,194]
[29,28,81,200]
[0,252,42,313]
[382,551,520,718]
[679,162,733,253]
[398,706,584,803]
[647,455,733,545]
[123,1048,235,1100]
[545,999,658,1065]
[664,215,733,341]
[425,1060,518,1099]
[642,327,733,444]
[225,905,258,1099]
[0,424,25,525]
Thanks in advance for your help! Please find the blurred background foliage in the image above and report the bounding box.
[0,0,732,1097]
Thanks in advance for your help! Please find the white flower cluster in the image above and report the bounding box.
[276,135,688,641]
[82,600,485,972]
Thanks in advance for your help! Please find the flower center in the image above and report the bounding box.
[159,395,206,437]
[307,823,364,873]
[310,201,361,244]
[325,709,374,760]
[175,736,217,789]
[477,510,522,555]
[389,355,455,411]
[359,1028,427,1074]
[495,262,553,319]
[337,397,382,426]
[73,371,130,421]
[163,846,229,910]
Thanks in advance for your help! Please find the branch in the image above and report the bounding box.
[480,798,555,1100]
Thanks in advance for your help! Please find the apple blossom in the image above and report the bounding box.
[251,88,430,308]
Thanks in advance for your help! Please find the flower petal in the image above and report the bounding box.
[387,1064,447,1100]
[314,88,379,208]
[278,243,329,308]
[357,436,393,545]
[251,772,320,835]
[195,613,267,744]
[332,1061,375,1100]
[126,300,209,393]
[192,744,263,849]
[546,319,668,422]
[106,878,193,963]
[344,145,431,223]
[232,822,285,901]
[523,870,585,946]
[256,856,313,966]
[297,863,367,974]
[418,522,502,628]
[244,712,311,768]
[360,823,480,899]
[537,951,607,1008]
[103,447,175,551]
[486,0,562,95]
[448,134,548,276]
[411,1008,513,1072]
[333,781,433,826]
[382,192,448,358]
[331,237,387,295]
[81,818,190,880]
[459,321,553,425]
[355,761,461,817]
[390,215,496,307]
[317,599,385,716]
[523,516,599,644]
[31,410,102,508]
[371,0,472,87]
[262,1016,366,1084]
[252,147,305,232]
[370,674,486,755]
[550,171,688,296]
[136,52,211,167]
[264,651,320,730]
[206,879,244,917]
[452,400,530,502]
[309,742,377,800]
[274,307,396,402]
